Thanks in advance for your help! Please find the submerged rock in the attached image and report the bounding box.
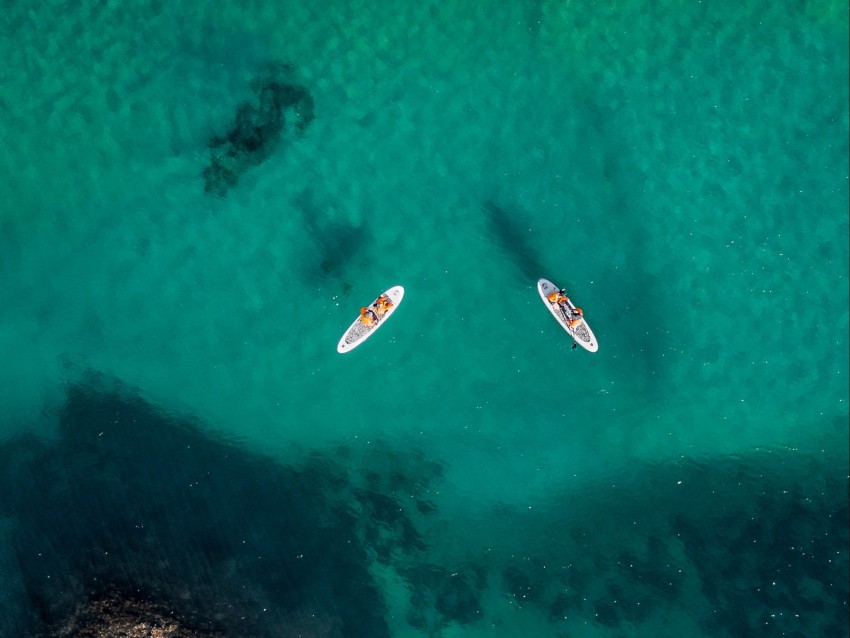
[0,373,389,638]
[204,64,314,196]
[53,590,222,638]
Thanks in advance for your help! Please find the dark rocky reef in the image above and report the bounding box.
[0,373,388,638]
[493,456,848,636]
[53,589,224,638]
[3,372,844,637]
[402,563,485,632]
[674,489,849,637]
[204,64,314,196]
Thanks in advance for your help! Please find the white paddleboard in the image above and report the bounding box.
[537,278,598,352]
[337,286,405,353]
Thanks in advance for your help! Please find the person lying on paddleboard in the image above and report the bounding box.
[547,288,570,306]
[374,294,393,316]
[360,307,378,327]
[547,289,584,326]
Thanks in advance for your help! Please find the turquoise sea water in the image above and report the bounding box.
[1,0,847,636]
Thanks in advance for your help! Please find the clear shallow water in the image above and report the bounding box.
[0,0,847,636]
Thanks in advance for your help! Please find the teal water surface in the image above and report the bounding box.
[1,0,847,636]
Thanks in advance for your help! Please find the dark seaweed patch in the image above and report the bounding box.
[592,599,620,627]
[203,64,314,196]
[401,563,484,632]
[502,564,541,607]
[0,374,387,637]
[673,482,849,638]
[548,590,584,621]
[485,455,848,635]
[435,572,482,625]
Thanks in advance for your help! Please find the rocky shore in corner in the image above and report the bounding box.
[52,591,223,638]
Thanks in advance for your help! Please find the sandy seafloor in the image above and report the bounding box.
[0,0,848,636]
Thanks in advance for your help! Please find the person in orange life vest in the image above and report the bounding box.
[546,289,568,305]
[374,294,393,316]
[547,289,583,326]
[360,306,378,327]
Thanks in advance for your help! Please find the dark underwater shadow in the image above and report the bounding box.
[483,200,549,283]
[574,90,673,394]
[0,372,487,637]
[293,187,371,285]
[0,372,389,638]
[484,451,849,636]
[481,89,671,393]
[203,63,315,197]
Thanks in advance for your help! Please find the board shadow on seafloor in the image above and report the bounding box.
[293,186,372,284]
[482,200,549,284]
[482,191,670,403]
